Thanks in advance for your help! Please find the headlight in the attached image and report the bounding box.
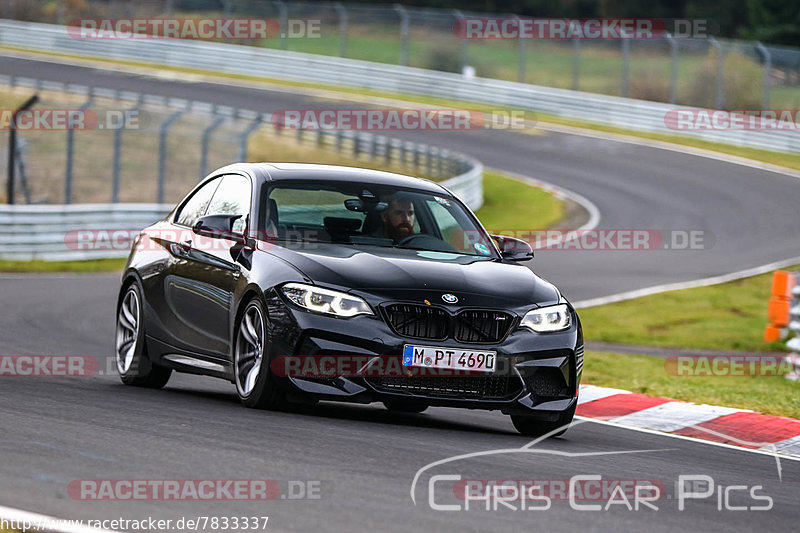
[281,283,373,318]
[520,304,571,332]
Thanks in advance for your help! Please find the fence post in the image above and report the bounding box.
[221,0,232,17]
[571,37,580,90]
[238,116,263,162]
[620,38,630,98]
[709,37,725,109]
[111,102,140,203]
[755,42,771,110]
[384,138,393,165]
[514,15,525,83]
[394,4,409,66]
[64,97,92,205]
[7,95,39,205]
[157,109,185,204]
[334,2,348,58]
[665,33,678,104]
[272,0,288,50]
[452,10,467,73]
[165,0,175,17]
[200,114,225,180]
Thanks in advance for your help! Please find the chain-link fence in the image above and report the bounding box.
[4,0,800,109]
[0,77,480,207]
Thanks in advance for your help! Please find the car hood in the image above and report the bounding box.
[260,242,560,308]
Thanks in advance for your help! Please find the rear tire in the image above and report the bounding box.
[116,282,172,389]
[234,297,286,410]
[383,399,428,413]
[511,403,576,438]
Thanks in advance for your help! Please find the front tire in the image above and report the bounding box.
[234,297,286,409]
[116,282,172,388]
[510,403,576,438]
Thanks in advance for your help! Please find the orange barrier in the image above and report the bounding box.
[772,270,797,299]
[765,270,797,342]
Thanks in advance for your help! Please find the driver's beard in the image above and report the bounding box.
[388,223,413,240]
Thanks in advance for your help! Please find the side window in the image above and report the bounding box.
[175,177,220,227]
[205,174,251,233]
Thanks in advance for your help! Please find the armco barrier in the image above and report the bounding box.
[0,203,170,260]
[1,20,798,154]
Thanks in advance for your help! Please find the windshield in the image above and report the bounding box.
[259,180,497,258]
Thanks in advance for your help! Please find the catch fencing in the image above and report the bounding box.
[1,20,798,153]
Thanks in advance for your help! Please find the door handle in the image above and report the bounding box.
[180,239,192,251]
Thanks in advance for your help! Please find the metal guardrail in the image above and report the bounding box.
[1,20,798,154]
[0,203,170,260]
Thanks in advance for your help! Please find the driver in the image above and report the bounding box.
[379,193,415,240]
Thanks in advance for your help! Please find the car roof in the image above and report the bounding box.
[220,162,452,195]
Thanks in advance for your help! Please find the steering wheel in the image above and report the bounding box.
[396,233,428,247]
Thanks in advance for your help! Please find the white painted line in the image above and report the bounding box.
[610,401,746,432]
[762,435,800,455]
[578,384,631,404]
[573,254,800,308]
[0,504,119,533]
[576,416,800,463]
[537,122,800,180]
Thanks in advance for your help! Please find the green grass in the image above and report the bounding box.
[475,171,563,232]
[584,351,800,419]
[0,258,127,273]
[579,266,800,353]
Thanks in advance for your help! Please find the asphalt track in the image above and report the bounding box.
[1,55,800,531]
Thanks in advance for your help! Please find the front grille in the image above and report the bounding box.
[369,375,522,400]
[454,310,515,343]
[384,304,514,343]
[384,304,449,340]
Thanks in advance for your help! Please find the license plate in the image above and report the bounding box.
[402,344,496,373]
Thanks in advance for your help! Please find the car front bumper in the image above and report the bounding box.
[266,292,583,418]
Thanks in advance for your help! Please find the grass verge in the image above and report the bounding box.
[475,171,563,231]
[579,265,800,353]
[584,351,800,419]
[0,258,126,273]
[4,45,800,173]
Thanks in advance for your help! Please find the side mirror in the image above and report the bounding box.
[491,235,534,261]
[193,214,244,242]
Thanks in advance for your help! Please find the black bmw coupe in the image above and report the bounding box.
[116,163,583,436]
